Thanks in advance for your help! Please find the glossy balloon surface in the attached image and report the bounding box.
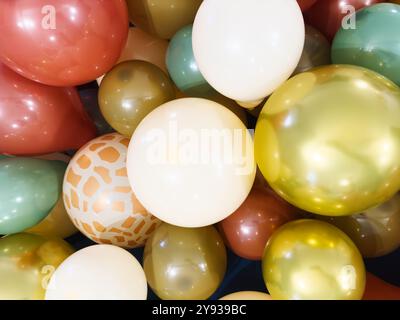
[255,65,400,216]
[220,291,272,300]
[297,0,317,12]
[363,273,400,300]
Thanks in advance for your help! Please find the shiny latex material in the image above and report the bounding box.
[127,98,256,228]
[126,0,202,39]
[97,27,169,84]
[218,187,300,261]
[220,291,272,300]
[297,0,318,12]
[305,0,384,42]
[98,60,175,137]
[255,65,400,216]
[293,25,331,76]
[63,133,160,248]
[0,158,66,235]
[332,4,400,86]
[262,219,366,300]
[0,0,129,86]
[167,24,213,97]
[0,233,74,300]
[0,64,96,155]
[143,223,227,300]
[320,193,400,258]
[363,273,400,300]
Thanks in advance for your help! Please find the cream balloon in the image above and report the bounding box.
[220,291,272,300]
[45,245,147,300]
[127,98,256,227]
[192,0,305,103]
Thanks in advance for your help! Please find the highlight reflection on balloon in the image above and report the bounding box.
[144,223,227,300]
[262,219,366,300]
[255,65,400,216]
[0,233,74,300]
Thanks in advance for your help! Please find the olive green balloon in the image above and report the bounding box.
[98,60,175,137]
[143,223,227,300]
[255,65,400,216]
[332,3,400,86]
[0,158,66,235]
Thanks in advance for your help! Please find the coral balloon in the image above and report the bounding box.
[332,3,400,86]
[363,273,400,300]
[45,245,147,300]
[305,0,384,42]
[127,98,256,228]
[63,133,160,248]
[0,158,66,235]
[218,187,300,261]
[220,291,272,300]
[0,64,96,155]
[255,65,400,216]
[192,0,304,103]
[0,233,74,300]
[0,0,129,86]
[98,60,175,137]
[297,0,317,12]
[262,220,366,300]
[126,0,202,39]
[144,223,227,300]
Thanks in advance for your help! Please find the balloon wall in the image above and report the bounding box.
[1,0,400,301]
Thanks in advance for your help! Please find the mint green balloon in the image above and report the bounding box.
[166,24,214,97]
[0,158,67,235]
[332,3,400,86]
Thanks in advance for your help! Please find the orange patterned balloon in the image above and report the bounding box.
[63,133,160,248]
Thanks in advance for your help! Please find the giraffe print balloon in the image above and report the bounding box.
[63,133,160,248]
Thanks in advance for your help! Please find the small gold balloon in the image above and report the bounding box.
[0,233,74,300]
[220,291,272,300]
[255,65,400,216]
[143,223,227,300]
[262,219,366,300]
[319,193,400,258]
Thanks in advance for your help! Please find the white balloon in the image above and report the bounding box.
[45,245,147,300]
[127,98,256,228]
[192,0,305,102]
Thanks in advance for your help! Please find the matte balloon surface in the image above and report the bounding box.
[297,0,318,12]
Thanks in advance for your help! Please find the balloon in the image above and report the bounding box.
[255,65,400,216]
[0,158,66,235]
[332,3,400,86]
[220,291,272,300]
[210,93,248,127]
[26,196,77,239]
[218,187,300,260]
[262,219,366,300]
[126,0,202,39]
[319,193,400,258]
[45,245,147,300]
[297,0,317,12]
[0,0,129,86]
[0,64,96,155]
[98,60,175,137]
[63,133,160,248]
[167,24,214,97]
[0,233,74,300]
[363,273,400,300]
[305,0,384,42]
[293,25,331,76]
[127,98,256,228]
[97,27,169,84]
[192,0,304,103]
[143,223,227,300]
[391,0,400,4]
[34,153,71,163]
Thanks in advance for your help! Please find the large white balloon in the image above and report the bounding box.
[45,245,147,300]
[192,0,305,103]
[127,98,256,228]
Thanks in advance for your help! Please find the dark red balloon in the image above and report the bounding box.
[363,273,400,300]
[218,187,300,261]
[0,64,96,155]
[305,0,384,41]
[0,0,129,86]
[297,0,318,12]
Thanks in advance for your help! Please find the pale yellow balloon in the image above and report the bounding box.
[220,291,272,300]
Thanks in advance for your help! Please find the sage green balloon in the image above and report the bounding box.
[0,158,67,235]
[166,24,214,97]
[332,3,400,86]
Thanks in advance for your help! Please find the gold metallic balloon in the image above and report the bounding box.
[143,223,227,300]
[0,233,74,300]
[262,219,366,300]
[99,60,175,137]
[319,193,400,258]
[126,0,202,39]
[255,65,400,216]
